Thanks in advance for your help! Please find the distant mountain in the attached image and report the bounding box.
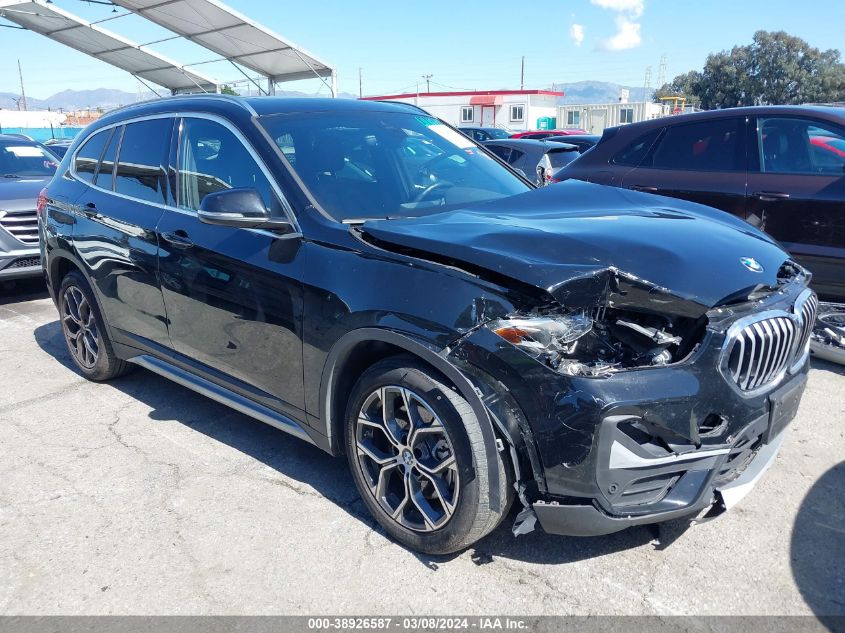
[1,86,358,112]
[1,82,647,112]
[557,81,652,104]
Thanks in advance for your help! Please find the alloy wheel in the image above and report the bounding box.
[355,385,460,532]
[61,285,99,369]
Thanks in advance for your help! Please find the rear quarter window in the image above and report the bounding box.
[612,128,662,167]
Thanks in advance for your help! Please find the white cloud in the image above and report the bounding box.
[589,0,644,17]
[598,17,642,51]
[569,23,585,47]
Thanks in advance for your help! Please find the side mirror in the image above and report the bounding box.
[197,188,293,231]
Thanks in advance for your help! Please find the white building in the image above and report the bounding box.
[0,109,67,130]
[557,101,671,135]
[363,90,565,132]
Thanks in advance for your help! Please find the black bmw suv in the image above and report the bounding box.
[40,95,815,554]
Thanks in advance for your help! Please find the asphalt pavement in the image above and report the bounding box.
[1,278,843,616]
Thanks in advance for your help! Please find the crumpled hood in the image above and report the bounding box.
[362,180,792,311]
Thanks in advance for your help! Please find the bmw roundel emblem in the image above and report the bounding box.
[740,257,764,273]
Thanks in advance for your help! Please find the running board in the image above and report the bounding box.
[128,354,315,445]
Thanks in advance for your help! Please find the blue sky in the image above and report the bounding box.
[0,0,842,100]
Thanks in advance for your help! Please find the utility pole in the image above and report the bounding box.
[520,56,525,90]
[656,54,668,91]
[358,67,362,98]
[17,59,27,111]
[422,74,432,93]
[643,65,652,103]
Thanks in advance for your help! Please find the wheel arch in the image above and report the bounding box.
[319,327,506,513]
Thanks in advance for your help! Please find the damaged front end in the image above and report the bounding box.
[487,267,709,379]
[446,262,813,539]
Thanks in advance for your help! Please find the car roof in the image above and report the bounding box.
[0,134,38,143]
[483,138,559,148]
[95,94,424,125]
[607,104,845,137]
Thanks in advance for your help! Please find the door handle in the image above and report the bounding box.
[754,191,790,201]
[161,230,193,249]
[82,202,99,218]
[630,185,659,193]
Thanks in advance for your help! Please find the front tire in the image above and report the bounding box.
[58,271,132,381]
[344,356,511,554]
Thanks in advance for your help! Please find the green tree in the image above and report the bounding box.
[654,70,703,106]
[220,85,239,96]
[666,31,845,109]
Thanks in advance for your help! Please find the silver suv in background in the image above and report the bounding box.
[0,135,59,284]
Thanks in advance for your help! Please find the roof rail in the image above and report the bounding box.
[100,92,258,119]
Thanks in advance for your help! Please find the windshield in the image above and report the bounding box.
[548,150,579,169]
[259,110,531,222]
[0,141,59,178]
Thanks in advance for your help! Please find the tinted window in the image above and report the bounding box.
[95,126,121,190]
[74,130,111,182]
[548,150,578,169]
[178,117,280,213]
[259,111,529,222]
[758,117,845,176]
[486,144,511,163]
[648,118,743,171]
[506,149,525,165]
[613,128,662,166]
[114,119,171,204]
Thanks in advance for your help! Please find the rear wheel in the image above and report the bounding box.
[345,356,511,554]
[58,271,132,381]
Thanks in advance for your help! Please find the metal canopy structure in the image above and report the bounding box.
[111,0,337,95]
[0,0,220,94]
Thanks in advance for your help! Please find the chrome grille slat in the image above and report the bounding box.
[0,209,39,245]
[722,290,817,396]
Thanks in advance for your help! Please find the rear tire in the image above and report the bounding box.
[58,271,132,381]
[344,355,511,554]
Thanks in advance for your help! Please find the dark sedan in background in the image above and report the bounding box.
[556,106,845,303]
[483,138,579,185]
[545,134,601,154]
[458,127,511,142]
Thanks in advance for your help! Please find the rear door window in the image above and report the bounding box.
[74,129,112,183]
[646,118,744,171]
[757,117,845,176]
[114,118,172,204]
[95,126,122,190]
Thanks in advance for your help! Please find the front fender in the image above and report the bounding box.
[318,327,506,513]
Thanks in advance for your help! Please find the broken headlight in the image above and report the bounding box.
[490,308,703,377]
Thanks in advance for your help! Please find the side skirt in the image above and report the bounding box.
[128,354,316,446]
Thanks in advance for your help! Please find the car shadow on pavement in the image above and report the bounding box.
[34,318,684,567]
[0,278,49,305]
[790,460,845,624]
[810,356,845,377]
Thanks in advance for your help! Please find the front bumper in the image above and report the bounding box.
[447,284,812,538]
[532,382,798,536]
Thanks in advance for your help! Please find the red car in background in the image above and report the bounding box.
[510,129,588,139]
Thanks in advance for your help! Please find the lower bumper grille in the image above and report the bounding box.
[6,256,41,269]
